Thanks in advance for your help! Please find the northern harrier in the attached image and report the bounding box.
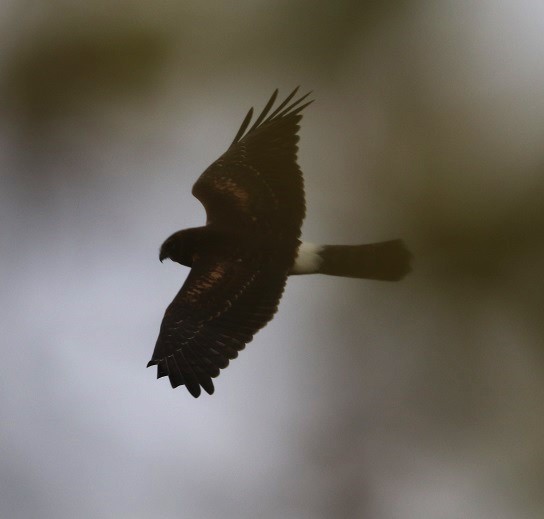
[148,88,411,397]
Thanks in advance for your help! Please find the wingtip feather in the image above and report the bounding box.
[247,88,279,133]
[230,87,313,144]
[230,106,254,146]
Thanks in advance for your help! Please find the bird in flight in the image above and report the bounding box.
[148,88,411,397]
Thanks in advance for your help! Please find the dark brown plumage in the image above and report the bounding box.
[148,88,312,397]
[149,88,411,397]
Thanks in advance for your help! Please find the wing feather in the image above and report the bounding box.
[246,89,278,134]
[230,107,254,147]
[192,89,311,243]
[264,86,300,123]
[271,91,313,121]
[148,251,289,397]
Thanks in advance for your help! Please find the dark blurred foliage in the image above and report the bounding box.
[4,23,170,124]
[3,0,409,125]
[6,29,168,121]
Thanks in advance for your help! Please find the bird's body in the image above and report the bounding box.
[149,88,411,397]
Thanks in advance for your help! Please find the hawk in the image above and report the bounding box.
[148,88,411,397]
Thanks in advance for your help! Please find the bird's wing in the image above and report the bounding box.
[149,89,312,397]
[192,88,312,242]
[147,250,289,397]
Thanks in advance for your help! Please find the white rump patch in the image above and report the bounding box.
[290,242,324,274]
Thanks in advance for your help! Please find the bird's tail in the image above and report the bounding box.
[291,240,412,281]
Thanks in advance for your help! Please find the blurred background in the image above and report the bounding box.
[2,1,544,518]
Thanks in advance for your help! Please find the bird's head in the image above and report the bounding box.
[159,229,196,267]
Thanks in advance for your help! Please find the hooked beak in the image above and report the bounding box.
[159,249,167,263]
